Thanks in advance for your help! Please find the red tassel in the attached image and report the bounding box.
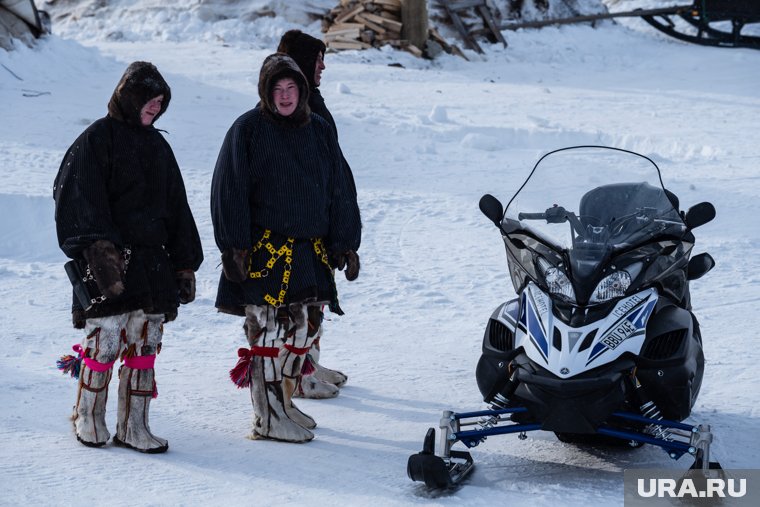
[230,347,253,388]
[301,354,316,376]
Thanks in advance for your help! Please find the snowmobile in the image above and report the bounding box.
[407,146,721,489]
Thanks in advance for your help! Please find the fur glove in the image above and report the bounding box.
[82,240,125,298]
[221,248,249,283]
[329,250,360,281]
[176,270,196,304]
[72,308,86,329]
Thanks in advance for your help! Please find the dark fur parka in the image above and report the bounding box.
[54,62,203,322]
[211,54,361,316]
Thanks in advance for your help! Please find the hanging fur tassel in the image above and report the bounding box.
[56,344,83,379]
[229,347,253,388]
[301,354,316,376]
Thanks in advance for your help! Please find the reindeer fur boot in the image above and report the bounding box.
[72,318,121,447]
[249,356,313,443]
[282,376,316,429]
[308,336,348,388]
[74,364,113,447]
[114,364,167,453]
[113,311,168,453]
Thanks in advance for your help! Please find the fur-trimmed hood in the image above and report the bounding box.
[258,53,311,128]
[107,61,171,127]
[276,29,326,90]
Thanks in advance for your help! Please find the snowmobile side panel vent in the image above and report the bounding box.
[553,327,562,351]
[489,319,514,352]
[643,329,686,360]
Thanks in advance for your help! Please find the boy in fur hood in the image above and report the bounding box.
[211,53,361,442]
[277,29,360,400]
[54,61,203,453]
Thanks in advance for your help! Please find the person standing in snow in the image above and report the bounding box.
[211,53,361,443]
[277,29,360,399]
[54,61,204,453]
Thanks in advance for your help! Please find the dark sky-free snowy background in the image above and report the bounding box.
[1,1,758,505]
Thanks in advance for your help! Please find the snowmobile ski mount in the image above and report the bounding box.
[407,406,722,489]
[501,1,760,50]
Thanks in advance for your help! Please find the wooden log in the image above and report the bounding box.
[330,22,365,31]
[360,11,391,26]
[477,4,507,46]
[373,0,401,12]
[325,28,362,40]
[401,0,428,49]
[380,17,403,32]
[378,10,400,20]
[375,32,405,41]
[354,14,387,33]
[334,4,365,24]
[446,0,486,10]
[372,0,402,8]
[405,44,424,57]
[327,40,373,50]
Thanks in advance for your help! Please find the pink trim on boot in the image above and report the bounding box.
[81,349,116,372]
[124,354,156,370]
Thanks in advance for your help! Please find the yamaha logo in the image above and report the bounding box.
[560,367,569,375]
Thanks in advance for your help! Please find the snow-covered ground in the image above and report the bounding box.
[1,2,759,505]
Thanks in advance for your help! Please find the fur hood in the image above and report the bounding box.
[107,61,171,127]
[258,53,311,128]
[276,29,326,89]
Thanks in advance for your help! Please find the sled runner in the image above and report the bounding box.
[501,1,760,50]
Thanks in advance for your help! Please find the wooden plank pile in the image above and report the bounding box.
[434,0,506,54]
[323,0,422,56]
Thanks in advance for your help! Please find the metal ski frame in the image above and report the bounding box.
[412,405,718,487]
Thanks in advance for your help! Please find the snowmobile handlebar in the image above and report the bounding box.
[518,206,586,236]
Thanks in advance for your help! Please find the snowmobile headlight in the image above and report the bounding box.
[537,257,576,302]
[589,270,631,304]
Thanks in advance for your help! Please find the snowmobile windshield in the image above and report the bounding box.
[502,146,687,303]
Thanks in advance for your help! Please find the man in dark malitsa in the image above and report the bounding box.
[54,61,204,453]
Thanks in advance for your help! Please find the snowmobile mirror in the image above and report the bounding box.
[684,202,716,229]
[479,194,504,228]
[687,252,715,281]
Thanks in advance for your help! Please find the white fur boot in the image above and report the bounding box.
[295,374,340,399]
[282,376,316,429]
[113,311,167,453]
[249,355,314,442]
[73,365,112,447]
[313,362,348,388]
[72,317,122,447]
[114,365,168,453]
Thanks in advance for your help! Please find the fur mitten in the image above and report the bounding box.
[176,270,195,304]
[329,250,360,281]
[221,248,248,283]
[72,308,86,329]
[82,240,125,298]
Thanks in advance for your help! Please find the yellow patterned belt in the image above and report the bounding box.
[248,229,332,308]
